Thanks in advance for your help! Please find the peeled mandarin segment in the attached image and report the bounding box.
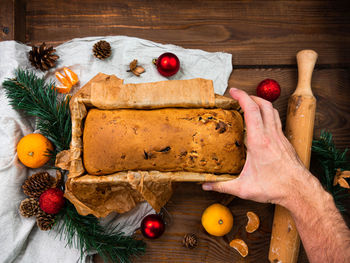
[55,71,72,88]
[55,84,72,94]
[245,211,260,233]
[63,67,79,85]
[229,239,248,258]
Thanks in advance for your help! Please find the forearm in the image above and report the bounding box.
[282,173,350,263]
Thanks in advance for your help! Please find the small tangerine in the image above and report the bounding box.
[201,203,233,237]
[17,133,53,168]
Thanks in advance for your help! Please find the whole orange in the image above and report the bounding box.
[17,133,53,168]
[201,203,233,236]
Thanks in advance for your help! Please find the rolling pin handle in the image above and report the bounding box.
[294,50,318,96]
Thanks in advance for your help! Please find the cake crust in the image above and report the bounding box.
[83,108,245,175]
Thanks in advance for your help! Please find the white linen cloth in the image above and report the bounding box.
[0,36,232,263]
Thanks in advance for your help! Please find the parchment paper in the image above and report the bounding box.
[56,73,243,218]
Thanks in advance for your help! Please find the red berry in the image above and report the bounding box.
[39,188,65,214]
[256,79,281,102]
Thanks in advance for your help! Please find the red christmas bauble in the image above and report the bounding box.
[140,214,165,239]
[39,188,65,214]
[256,79,281,102]
[155,52,180,77]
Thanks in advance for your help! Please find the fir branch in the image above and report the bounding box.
[55,201,146,263]
[3,69,146,262]
[2,69,71,154]
[312,131,350,212]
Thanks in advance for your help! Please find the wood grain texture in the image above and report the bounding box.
[94,184,310,262]
[21,0,350,65]
[135,183,274,263]
[0,0,26,42]
[0,0,16,41]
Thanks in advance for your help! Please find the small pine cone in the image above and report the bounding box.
[19,198,39,217]
[28,42,59,71]
[93,40,111,60]
[36,209,55,231]
[182,233,198,249]
[22,172,55,198]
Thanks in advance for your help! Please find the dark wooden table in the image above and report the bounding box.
[1,1,349,262]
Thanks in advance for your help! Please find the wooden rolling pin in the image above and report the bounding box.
[268,50,318,263]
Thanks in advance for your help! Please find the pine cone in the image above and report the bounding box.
[22,172,55,198]
[93,40,111,60]
[19,198,39,217]
[182,233,198,249]
[36,209,55,231]
[29,42,59,71]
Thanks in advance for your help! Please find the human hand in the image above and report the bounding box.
[202,88,315,206]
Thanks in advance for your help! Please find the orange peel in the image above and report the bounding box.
[229,238,248,257]
[245,211,260,233]
[63,67,79,85]
[55,68,79,94]
[55,71,72,88]
[55,84,72,94]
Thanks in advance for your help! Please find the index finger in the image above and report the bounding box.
[229,88,264,137]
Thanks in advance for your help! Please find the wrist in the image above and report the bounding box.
[278,169,329,213]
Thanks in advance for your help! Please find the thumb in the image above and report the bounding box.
[202,178,241,195]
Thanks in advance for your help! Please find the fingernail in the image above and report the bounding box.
[202,183,213,191]
[230,88,238,92]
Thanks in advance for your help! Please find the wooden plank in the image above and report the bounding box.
[0,0,26,42]
[95,183,275,263]
[94,67,349,263]
[13,0,26,42]
[24,0,350,65]
[132,184,275,263]
[0,0,16,41]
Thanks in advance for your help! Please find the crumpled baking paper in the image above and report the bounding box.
[0,36,232,263]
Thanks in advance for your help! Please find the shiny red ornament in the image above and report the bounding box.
[141,214,165,239]
[39,188,65,214]
[154,52,180,77]
[256,79,281,102]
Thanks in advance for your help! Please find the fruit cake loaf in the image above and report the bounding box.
[83,108,245,175]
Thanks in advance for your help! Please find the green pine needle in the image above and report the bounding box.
[2,69,71,154]
[55,202,146,263]
[2,69,146,262]
[312,131,350,212]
